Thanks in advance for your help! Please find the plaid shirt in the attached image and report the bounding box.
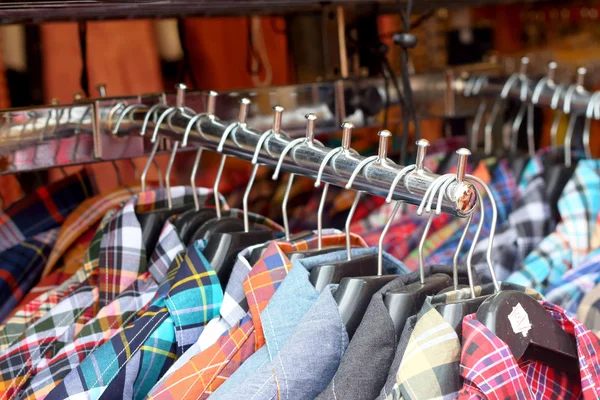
[20,207,280,400]
[381,298,462,400]
[379,283,542,400]
[508,160,600,292]
[0,171,97,323]
[45,239,224,400]
[146,232,367,400]
[470,165,554,282]
[0,187,219,399]
[0,187,141,346]
[546,248,600,315]
[459,300,600,399]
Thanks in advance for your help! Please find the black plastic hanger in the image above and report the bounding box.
[310,129,401,294]
[476,290,579,376]
[334,135,432,338]
[383,163,466,337]
[460,172,578,375]
[203,100,287,286]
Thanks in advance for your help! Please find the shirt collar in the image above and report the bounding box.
[392,298,462,400]
[0,170,96,253]
[43,186,140,277]
[460,300,600,399]
[164,240,224,354]
[242,232,368,349]
[97,186,220,308]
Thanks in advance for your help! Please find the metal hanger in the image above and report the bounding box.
[197,99,279,287]
[583,91,600,160]
[468,173,580,377]
[564,67,588,168]
[309,130,395,292]
[383,144,460,337]
[331,138,436,339]
[175,91,227,244]
[483,60,526,156]
[137,85,197,254]
[272,113,324,241]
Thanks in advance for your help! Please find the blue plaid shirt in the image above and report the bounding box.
[546,248,600,314]
[0,171,96,321]
[507,159,600,292]
[46,240,224,400]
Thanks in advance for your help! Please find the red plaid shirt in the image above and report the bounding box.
[459,300,600,399]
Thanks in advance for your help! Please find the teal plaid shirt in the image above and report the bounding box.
[46,240,224,400]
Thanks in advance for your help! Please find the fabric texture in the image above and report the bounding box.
[0,187,219,399]
[458,300,600,399]
[546,248,600,314]
[507,160,600,292]
[46,239,224,400]
[316,264,475,400]
[210,248,395,400]
[146,233,368,400]
[0,171,97,323]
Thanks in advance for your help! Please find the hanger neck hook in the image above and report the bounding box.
[272,113,321,240]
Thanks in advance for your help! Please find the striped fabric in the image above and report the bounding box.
[507,160,600,292]
[0,172,96,323]
[146,233,367,400]
[458,301,600,399]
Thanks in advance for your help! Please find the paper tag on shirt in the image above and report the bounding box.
[508,303,532,337]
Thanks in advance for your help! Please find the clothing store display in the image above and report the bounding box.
[1,9,600,397]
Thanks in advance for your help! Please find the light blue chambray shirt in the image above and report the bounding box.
[210,247,408,400]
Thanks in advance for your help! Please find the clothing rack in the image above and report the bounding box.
[463,70,599,115]
[0,78,478,217]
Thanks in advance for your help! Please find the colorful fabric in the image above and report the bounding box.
[146,233,368,400]
[470,161,554,282]
[20,206,279,400]
[17,219,184,400]
[507,160,600,292]
[0,171,97,323]
[0,187,139,349]
[0,187,220,399]
[381,299,462,400]
[0,171,95,253]
[546,248,600,314]
[45,240,224,400]
[458,300,600,399]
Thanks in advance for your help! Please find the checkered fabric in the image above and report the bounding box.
[0,172,97,323]
[44,239,224,400]
[546,248,600,314]
[383,299,462,400]
[17,218,184,400]
[146,232,367,400]
[507,160,600,292]
[0,171,95,253]
[0,187,220,399]
[0,187,140,344]
[19,206,281,400]
[458,300,600,399]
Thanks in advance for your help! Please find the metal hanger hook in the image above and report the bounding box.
[112,104,148,135]
[582,91,600,160]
